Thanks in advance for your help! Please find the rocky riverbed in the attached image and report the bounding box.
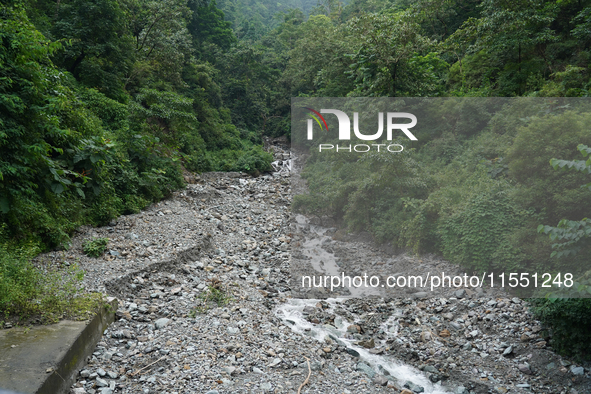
[33,142,590,394]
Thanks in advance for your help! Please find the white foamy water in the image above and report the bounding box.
[294,213,384,298]
[274,298,453,393]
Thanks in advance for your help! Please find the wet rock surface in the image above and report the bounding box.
[31,143,590,394]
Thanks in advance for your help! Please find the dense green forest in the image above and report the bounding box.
[1,0,591,358]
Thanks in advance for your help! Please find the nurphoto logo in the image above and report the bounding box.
[303,108,417,153]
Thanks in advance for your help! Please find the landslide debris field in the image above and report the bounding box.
[33,146,590,394]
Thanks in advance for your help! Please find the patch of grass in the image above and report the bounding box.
[0,243,104,324]
[64,292,106,322]
[83,237,109,258]
[190,277,233,315]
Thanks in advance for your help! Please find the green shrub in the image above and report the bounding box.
[83,238,109,258]
[438,187,527,272]
[530,298,591,361]
[234,146,273,174]
[89,193,123,226]
[506,112,591,225]
[537,144,591,261]
[396,198,440,254]
[79,88,130,132]
[122,194,151,214]
[0,243,41,317]
[0,241,101,321]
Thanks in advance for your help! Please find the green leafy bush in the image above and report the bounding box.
[234,146,273,174]
[537,144,591,259]
[506,113,591,225]
[530,298,591,361]
[0,240,101,322]
[0,5,85,216]
[438,187,527,272]
[0,243,41,317]
[82,238,109,258]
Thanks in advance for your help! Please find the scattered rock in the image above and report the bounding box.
[404,381,424,393]
[357,338,375,348]
[347,324,361,333]
[518,364,532,375]
[356,362,375,378]
[95,378,108,387]
[424,365,438,373]
[154,318,170,329]
[571,366,585,375]
[372,374,388,386]
[222,366,237,375]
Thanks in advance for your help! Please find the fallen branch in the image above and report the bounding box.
[132,356,166,376]
[297,356,311,394]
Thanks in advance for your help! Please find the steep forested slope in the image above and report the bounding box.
[1,0,275,250]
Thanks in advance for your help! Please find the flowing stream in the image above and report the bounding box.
[272,153,453,392]
[275,298,452,393]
